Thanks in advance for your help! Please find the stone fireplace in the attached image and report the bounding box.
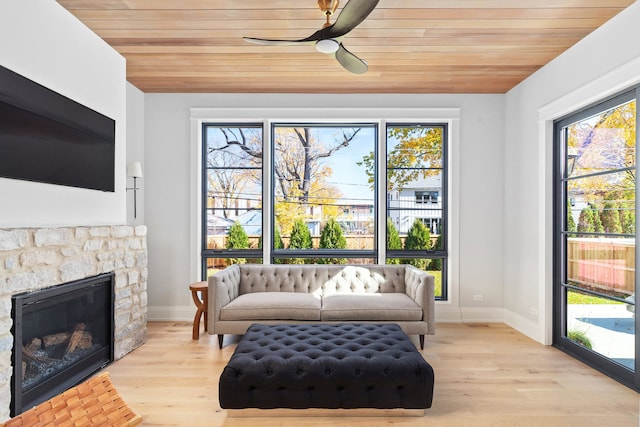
[11,272,115,415]
[0,226,148,421]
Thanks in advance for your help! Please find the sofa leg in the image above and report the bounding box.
[419,335,425,350]
[218,334,224,349]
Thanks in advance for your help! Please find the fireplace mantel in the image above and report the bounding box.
[0,225,148,422]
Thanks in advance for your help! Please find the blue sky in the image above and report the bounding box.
[313,126,375,204]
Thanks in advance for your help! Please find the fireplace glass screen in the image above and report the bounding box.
[11,273,114,416]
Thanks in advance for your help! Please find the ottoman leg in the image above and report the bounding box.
[419,335,425,350]
[218,334,224,349]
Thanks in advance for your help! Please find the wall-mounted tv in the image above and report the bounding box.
[0,65,115,192]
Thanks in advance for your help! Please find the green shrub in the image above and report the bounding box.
[404,219,431,270]
[226,221,249,264]
[318,218,347,264]
[274,225,284,249]
[590,203,604,233]
[319,218,346,249]
[577,208,595,233]
[620,205,635,234]
[429,234,442,270]
[289,219,312,264]
[568,330,593,349]
[567,200,576,235]
[259,225,284,249]
[601,201,622,234]
[386,218,402,265]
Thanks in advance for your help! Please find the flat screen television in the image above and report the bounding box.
[0,64,115,192]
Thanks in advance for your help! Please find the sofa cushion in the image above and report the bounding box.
[220,292,321,321]
[322,265,407,294]
[321,293,423,321]
[238,265,325,295]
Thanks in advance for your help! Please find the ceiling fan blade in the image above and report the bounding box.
[326,0,380,38]
[243,37,315,46]
[334,43,368,74]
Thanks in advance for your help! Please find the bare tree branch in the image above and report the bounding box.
[211,128,262,158]
[315,128,360,159]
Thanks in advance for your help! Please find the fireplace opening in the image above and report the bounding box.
[10,272,114,416]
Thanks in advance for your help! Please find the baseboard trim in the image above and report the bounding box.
[435,306,505,324]
[147,305,194,322]
[460,307,505,323]
[434,305,463,323]
[504,309,545,344]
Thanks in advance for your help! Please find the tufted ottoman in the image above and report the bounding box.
[218,323,434,416]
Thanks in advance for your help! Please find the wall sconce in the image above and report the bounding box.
[126,161,143,218]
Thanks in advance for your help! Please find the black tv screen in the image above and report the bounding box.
[0,65,115,192]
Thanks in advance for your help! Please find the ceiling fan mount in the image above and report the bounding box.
[318,0,340,28]
[243,0,379,74]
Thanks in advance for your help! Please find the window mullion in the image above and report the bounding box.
[263,120,272,264]
[378,119,387,264]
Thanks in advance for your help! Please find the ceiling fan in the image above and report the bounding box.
[243,0,379,74]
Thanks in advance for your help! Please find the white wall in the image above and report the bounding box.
[0,0,636,348]
[142,93,505,322]
[126,83,146,225]
[0,0,127,227]
[504,2,640,343]
[2,0,636,346]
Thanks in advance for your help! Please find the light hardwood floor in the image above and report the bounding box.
[104,322,639,426]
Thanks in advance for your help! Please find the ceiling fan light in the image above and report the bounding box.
[315,39,339,54]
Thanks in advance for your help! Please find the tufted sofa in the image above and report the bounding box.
[207,264,435,349]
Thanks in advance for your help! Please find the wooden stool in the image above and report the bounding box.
[189,281,208,340]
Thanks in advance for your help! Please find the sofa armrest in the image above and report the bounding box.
[207,264,241,333]
[404,265,436,335]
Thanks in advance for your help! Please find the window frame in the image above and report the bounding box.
[200,123,264,275]
[553,86,639,391]
[192,107,459,302]
[270,122,379,263]
[385,123,449,300]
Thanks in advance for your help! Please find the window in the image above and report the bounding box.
[272,124,376,263]
[201,125,263,277]
[202,120,449,300]
[386,124,447,298]
[415,191,438,204]
[554,88,638,390]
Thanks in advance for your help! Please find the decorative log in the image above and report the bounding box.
[78,332,92,350]
[42,332,71,349]
[25,337,42,353]
[66,323,92,353]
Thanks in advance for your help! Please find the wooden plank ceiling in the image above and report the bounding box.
[56,0,635,94]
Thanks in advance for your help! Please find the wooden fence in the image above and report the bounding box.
[204,234,439,269]
[206,236,635,296]
[567,237,635,296]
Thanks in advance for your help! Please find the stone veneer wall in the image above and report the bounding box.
[0,226,148,421]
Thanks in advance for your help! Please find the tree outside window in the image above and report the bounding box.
[202,121,448,299]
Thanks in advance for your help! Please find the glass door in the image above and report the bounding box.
[554,89,638,390]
